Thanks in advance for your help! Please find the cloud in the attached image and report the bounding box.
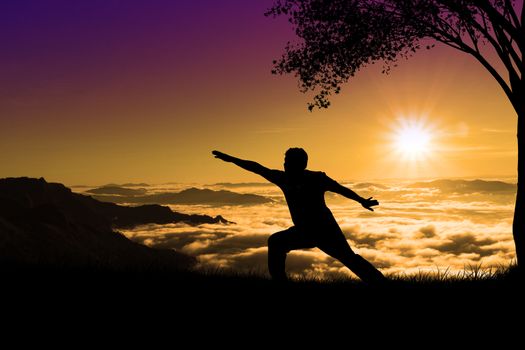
[183,233,270,255]
[345,230,397,248]
[204,247,332,277]
[225,247,269,271]
[286,250,331,274]
[415,225,437,238]
[136,230,231,251]
[429,233,500,257]
[120,179,516,278]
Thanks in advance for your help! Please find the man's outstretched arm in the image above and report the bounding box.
[325,177,379,211]
[212,150,279,183]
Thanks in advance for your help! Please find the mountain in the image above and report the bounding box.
[408,179,516,193]
[211,182,273,188]
[98,203,232,228]
[86,186,148,196]
[89,187,273,205]
[105,182,150,187]
[0,177,231,269]
[353,182,390,190]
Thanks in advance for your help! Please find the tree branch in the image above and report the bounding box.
[504,0,521,28]
[434,36,469,52]
[465,19,480,53]
[433,26,516,110]
[432,27,476,54]
[521,1,525,60]
[478,0,521,44]
[469,47,518,114]
[493,23,522,78]
[520,0,525,27]
[457,6,522,81]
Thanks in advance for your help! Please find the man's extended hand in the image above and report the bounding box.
[212,150,234,162]
[361,197,379,211]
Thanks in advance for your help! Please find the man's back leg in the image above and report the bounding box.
[318,234,387,284]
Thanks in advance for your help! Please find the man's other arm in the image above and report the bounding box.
[212,150,280,183]
[324,174,379,211]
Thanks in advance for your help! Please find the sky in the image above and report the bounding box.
[0,0,519,185]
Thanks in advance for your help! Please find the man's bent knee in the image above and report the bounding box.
[267,234,278,250]
[268,231,287,250]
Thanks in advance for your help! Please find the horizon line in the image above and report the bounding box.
[61,173,518,188]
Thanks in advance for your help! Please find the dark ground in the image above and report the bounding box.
[3,264,522,311]
[2,264,522,346]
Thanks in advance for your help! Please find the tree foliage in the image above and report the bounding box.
[266,0,523,112]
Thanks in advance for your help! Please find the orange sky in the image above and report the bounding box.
[0,1,518,185]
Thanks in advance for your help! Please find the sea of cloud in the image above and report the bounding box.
[119,178,516,279]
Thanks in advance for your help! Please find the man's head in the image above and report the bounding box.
[284,147,308,174]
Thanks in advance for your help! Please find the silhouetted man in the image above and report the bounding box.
[212,148,386,283]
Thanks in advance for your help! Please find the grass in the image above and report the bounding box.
[2,262,521,339]
[387,262,517,283]
[2,261,521,318]
[3,260,520,289]
[188,261,520,285]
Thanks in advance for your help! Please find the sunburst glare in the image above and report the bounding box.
[392,117,435,162]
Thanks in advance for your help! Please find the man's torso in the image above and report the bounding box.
[271,170,338,229]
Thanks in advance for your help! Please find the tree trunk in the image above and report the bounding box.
[514,108,525,268]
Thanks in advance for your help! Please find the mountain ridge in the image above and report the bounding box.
[0,177,232,269]
[88,185,272,205]
[407,178,515,193]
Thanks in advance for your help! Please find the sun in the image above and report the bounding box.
[392,118,433,161]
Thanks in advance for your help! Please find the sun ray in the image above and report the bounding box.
[391,117,434,162]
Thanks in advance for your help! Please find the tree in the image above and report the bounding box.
[266,0,524,267]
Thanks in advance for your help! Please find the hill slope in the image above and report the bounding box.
[0,177,230,269]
